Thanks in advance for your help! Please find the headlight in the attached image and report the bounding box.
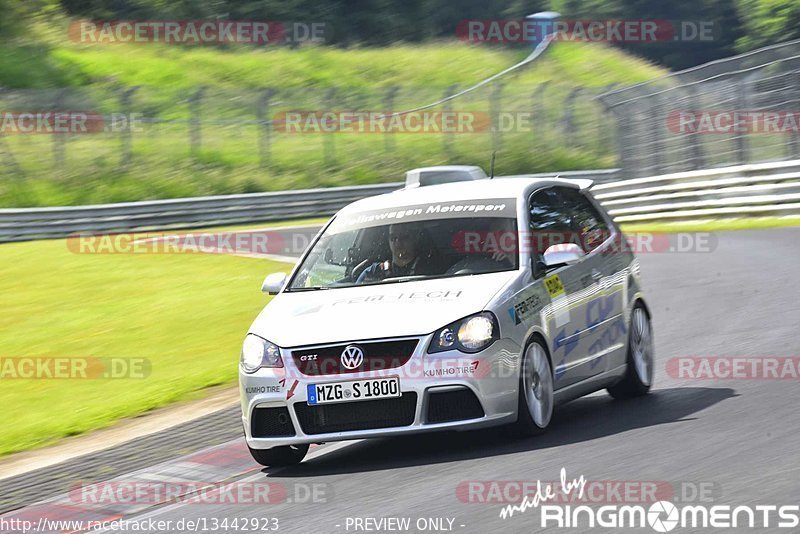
[428,312,499,354]
[240,334,283,373]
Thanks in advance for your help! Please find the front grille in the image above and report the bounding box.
[426,388,485,423]
[291,339,418,376]
[294,393,417,434]
[251,406,296,437]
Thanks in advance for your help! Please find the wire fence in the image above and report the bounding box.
[2,38,800,207]
[0,81,616,204]
[598,39,800,180]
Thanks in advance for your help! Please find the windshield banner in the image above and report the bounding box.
[328,198,517,233]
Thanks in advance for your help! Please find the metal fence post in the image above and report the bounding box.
[598,85,618,156]
[53,89,67,174]
[650,93,664,174]
[323,87,336,166]
[686,85,705,171]
[490,83,504,152]
[383,86,399,153]
[258,88,276,168]
[0,87,22,177]
[791,71,800,159]
[120,86,139,170]
[189,87,206,161]
[616,109,633,180]
[532,82,549,148]
[562,88,580,147]
[735,81,750,164]
[443,84,457,159]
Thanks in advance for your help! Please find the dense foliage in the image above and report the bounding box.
[0,0,791,69]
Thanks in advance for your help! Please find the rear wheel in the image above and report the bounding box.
[608,304,653,399]
[248,444,309,467]
[512,340,554,436]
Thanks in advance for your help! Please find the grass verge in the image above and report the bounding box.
[0,233,290,457]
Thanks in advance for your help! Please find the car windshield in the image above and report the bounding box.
[287,199,519,290]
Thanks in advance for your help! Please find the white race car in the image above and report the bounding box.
[239,166,653,466]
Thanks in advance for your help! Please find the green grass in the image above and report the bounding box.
[0,232,293,457]
[0,38,665,207]
[0,38,663,91]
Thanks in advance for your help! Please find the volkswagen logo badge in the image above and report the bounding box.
[340,345,364,370]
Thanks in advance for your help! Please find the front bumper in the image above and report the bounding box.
[240,334,521,449]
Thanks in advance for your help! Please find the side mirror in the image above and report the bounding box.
[262,272,288,295]
[542,243,584,269]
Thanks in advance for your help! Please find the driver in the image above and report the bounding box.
[357,223,422,282]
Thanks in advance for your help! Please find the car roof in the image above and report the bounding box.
[338,176,592,214]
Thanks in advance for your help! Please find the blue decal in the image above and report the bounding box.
[507,307,518,324]
[554,359,568,381]
[306,384,317,404]
[586,294,617,329]
[555,328,581,357]
[589,317,627,369]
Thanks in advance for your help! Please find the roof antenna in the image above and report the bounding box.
[489,151,497,179]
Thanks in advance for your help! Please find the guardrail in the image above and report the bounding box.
[1,163,798,242]
[0,183,402,242]
[0,169,619,242]
[592,160,800,223]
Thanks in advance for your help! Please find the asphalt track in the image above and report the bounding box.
[3,227,800,533]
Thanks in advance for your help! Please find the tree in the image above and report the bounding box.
[734,0,800,50]
[550,0,745,69]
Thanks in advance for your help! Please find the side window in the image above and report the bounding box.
[528,188,571,277]
[561,189,609,253]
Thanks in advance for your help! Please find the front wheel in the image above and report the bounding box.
[248,444,309,467]
[608,304,654,399]
[511,340,554,436]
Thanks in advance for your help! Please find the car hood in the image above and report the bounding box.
[249,272,516,347]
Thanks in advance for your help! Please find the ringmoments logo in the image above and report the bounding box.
[538,502,800,531]
[498,468,798,531]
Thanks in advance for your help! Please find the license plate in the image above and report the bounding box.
[307,377,400,405]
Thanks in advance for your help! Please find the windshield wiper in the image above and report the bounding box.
[391,275,431,283]
[376,273,458,285]
[286,286,331,292]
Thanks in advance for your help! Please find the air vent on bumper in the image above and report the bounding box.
[251,406,296,437]
[426,387,485,423]
[294,393,417,434]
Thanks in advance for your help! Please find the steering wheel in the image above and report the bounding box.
[351,258,374,282]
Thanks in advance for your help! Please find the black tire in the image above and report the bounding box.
[248,444,309,467]
[511,339,554,437]
[608,304,654,399]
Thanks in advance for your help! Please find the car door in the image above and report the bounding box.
[527,187,592,388]
[559,188,627,378]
